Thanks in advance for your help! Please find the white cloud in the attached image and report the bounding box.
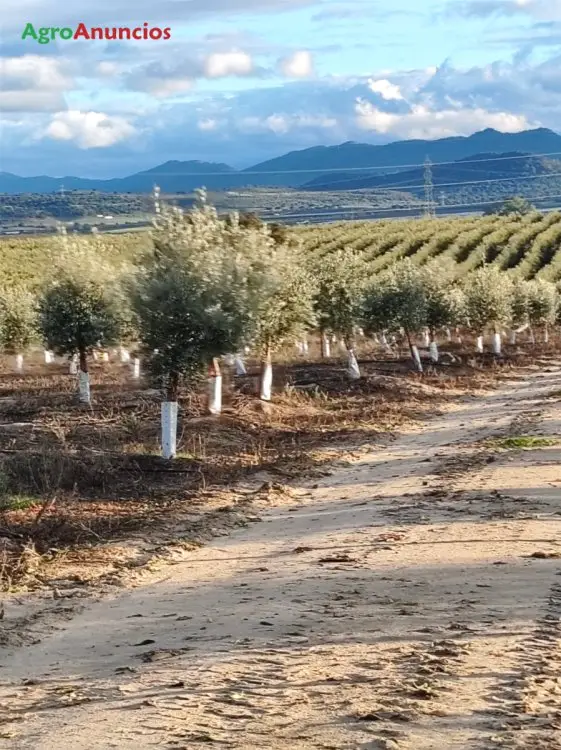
[355,99,534,138]
[0,55,72,111]
[239,112,336,133]
[368,78,404,101]
[0,56,72,91]
[278,50,314,78]
[204,51,254,78]
[43,110,136,148]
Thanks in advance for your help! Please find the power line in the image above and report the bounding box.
[257,193,561,222]
[136,151,561,179]
[268,170,561,196]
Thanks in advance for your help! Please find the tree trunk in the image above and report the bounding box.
[406,331,423,373]
[260,346,273,401]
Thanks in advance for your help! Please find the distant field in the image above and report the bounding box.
[296,211,561,282]
[2,211,561,288]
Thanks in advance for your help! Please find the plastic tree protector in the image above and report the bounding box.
[161,401,178,459]
[347,348,361,379]
[208,359,222,415]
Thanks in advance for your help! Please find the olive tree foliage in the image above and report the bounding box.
[312,248,369,348]
[133,195,256,399]
[463,265,512,336]
[362,260,427,369]
[38,280,122,374]
[527,279,558,341]
[418,259,462,339]
[245,241,316,363]
[38,226,129,371]
[0,286,38,354]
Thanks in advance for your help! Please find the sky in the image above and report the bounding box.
[1,0,561,177]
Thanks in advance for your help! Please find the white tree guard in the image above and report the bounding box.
[476,336,484,353]
[295,342,304,354]
[544,327,550,344]
[161,401,178,459]
[322,334,331,358]
[132,358,141,379]
[357,328,365,337]
[412,345,423,373]
[339,339,347,352]
[492,333,501,355]
[234,356,247,376]
[78,371,91,404]
[260,361,273,401]
[347,349,361,380]
[302,338,309,355]
[244,345,251,355]
[92,351,99,361]
[529,328,536,344]
[422,330,430,348]
[208,375,222,415]
[44,350,54,364]
[380,332,388,346]
[509,331,516,345]
[15,354,23,373]
[119,347,130,363]
[446,327,452,342]
[429,341,439,362]
[69,355,78,375]
[101,352,109,363]
[224,353,235,366]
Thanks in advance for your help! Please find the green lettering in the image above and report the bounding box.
[50,27,60,39]
[38,27,51,44]
[21,22,38,41]
[59,27,72,40]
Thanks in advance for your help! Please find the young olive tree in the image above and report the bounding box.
[0,286,38,372]
[509,278,531,344]
[363,261,427,372]
[246,241,316,400]
[133,194,261,458]
[39,279,122,403]
[463,265,512,354]
[38,228,128,402]
[527,279,558,344]
[312,248,369,378]
[418,260,460,362]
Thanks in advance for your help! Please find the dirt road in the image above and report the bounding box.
[2,364,561,749]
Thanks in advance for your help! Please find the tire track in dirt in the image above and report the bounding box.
[1,364,561,749]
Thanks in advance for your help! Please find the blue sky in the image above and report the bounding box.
[1,0,561,177]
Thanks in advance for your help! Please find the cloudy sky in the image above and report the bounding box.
[1,0,560,177]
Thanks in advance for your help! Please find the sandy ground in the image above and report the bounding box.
[1,364,561,749]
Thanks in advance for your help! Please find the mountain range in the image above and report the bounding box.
[1,127,560,195]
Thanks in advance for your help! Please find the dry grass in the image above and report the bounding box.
[0,336,556,591]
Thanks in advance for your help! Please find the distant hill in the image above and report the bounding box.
[0,161,240,195]
[243,128,561,187]
[1,127,560,194]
